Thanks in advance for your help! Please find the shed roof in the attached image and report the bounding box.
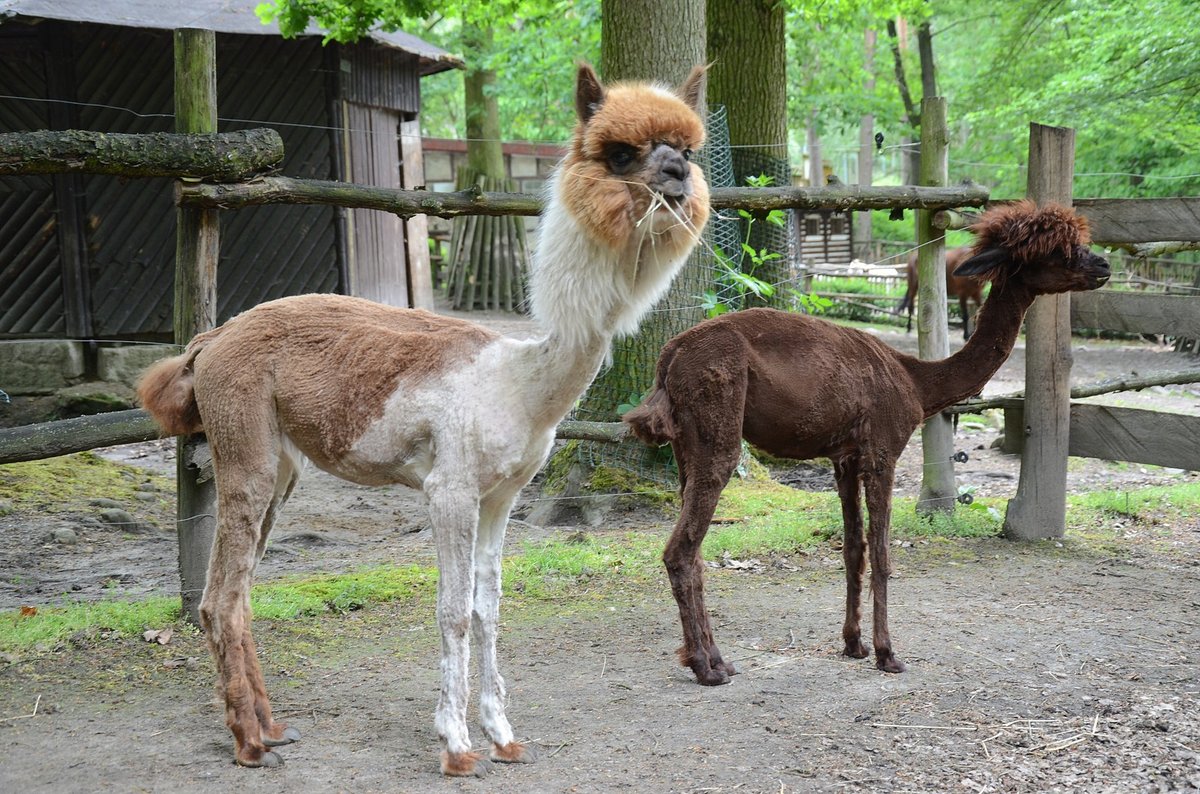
[0,0,462,75]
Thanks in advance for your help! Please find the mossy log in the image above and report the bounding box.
[0,128,284,181]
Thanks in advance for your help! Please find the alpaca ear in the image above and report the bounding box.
[677,64,708,118]
[953,247,1008,279]
[575,62,605,123]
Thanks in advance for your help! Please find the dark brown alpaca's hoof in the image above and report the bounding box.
[491,741,538,764]
[876,653,906,674]
[843,640,870,660]
[236,748,284,768]
[441,750,494,777]
[713,658,738,678]
[262,725,301,747]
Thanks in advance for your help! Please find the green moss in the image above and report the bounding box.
[538,439,580,496]
[587,463,676,506]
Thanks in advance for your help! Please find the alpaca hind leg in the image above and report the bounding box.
[665,425,742,686]
[473,488,536,765]
[426,476,491,777]
[199,472,283,767]
[864,466,905,673]
[249,458,302,747]
[834,460,869,660]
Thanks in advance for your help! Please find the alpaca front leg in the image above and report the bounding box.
[864,467,905,673]
[427,482,492,777]
[473,492,536,765]
[241,630,301,747]
[833,461,869,660]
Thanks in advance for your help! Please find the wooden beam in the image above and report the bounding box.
[0,129,284,181]
[0,410,158,465]
[173,28,220,626]
[1071,292,1200,338]
[952,368,1200,414]
[1003,123,1076,541]
[1075,197,1200,244]
[916,96,955,516]
[178,177,990,217]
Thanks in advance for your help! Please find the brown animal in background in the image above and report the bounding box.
[898,246,985,339]
[624,201,1109,685]
[138,64,709,775]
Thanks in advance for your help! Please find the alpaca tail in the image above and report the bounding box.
[623,386,677,445]
[136,341,209,436]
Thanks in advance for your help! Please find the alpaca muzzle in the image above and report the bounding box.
[1084,251,1111,288]
[648,143,691,199]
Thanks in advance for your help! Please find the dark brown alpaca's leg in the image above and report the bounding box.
[833,460,869,660]
[863,465,905,673]
[665,413,743,686]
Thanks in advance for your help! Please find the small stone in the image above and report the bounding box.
[133,492,158,503]
[135,482,158,493]
[0,500,14,516]
[98,508,137,527]
[90,498,124,509]
[47,528,78,545]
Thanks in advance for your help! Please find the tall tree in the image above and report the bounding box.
[707,0,791,308]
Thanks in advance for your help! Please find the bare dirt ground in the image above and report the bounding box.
[2,321,1200,793]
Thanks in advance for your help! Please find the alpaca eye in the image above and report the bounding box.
[607,145,638,174]
[683,149,693,161]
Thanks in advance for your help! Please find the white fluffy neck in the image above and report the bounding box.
[528,171,692,354]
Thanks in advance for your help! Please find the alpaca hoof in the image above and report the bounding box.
[491,741,538,764]
[441,750,494,777]
[713,658,738,678]
[693,665,732,686]
[237,749,283,768]
[263,725,302,747]
[843,641,870,660]
[876,654,906,674]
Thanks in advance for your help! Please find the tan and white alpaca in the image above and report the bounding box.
[137,63,709,776]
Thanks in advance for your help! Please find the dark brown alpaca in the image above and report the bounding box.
[624,201,1110,685]
[898,246,985,339]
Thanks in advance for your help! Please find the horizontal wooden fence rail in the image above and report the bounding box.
[177,178,991,219]
[0,129,284,181]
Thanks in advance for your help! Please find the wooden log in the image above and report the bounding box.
[950,368,1200,414]
[916,96,955,516]
[0,128,283,181]
[179,177,990,217]
[1071,292,1200,338]
[0,410,159,465]
[1003,123,1076,541]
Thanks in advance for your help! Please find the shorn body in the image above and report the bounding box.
[138,63,710,776]
[624,201,1110,686]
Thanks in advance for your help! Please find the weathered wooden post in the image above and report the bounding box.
[1003,123,1076,539]
[174,29,220,624]
[916,96,955,515]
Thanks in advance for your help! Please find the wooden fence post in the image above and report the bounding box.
[174,29,219,624]
[1003,123,1076,540]
[916,96,955,515]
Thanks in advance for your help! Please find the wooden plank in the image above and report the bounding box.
[344,103,409,307]
[0,410,158,465]
[1075,197,1200,244]
[1071,291,1200,338]
[1069,404,1200,470]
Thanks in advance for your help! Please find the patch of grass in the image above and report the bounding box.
[506,533,662,601]
[0,597,181,651]
[1069,481,1200,526]
[251,565,437,620]
[0,451,173,513]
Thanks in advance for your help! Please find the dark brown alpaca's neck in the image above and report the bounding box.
[904,282,1036,417]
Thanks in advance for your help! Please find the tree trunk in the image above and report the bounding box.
[447,22,527,311]
[707,0,791,308]
[855,28,877,260]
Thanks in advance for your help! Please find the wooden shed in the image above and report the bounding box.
[0,0,460,345]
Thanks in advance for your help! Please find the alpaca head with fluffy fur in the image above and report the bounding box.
[953,200,1110,295]
[560,63,710,257]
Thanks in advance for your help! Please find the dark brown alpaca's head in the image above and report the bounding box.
[560,63,710,252]
[953,200,1110,295]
